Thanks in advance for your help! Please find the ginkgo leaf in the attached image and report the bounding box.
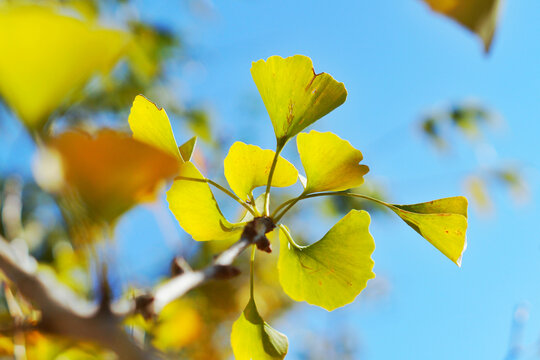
[152,300,203,351]
[224,142,298,201]
[0,4,129,129]
[231,298,288,360]
[45,130,178,223]
[389,196,468,266]
[278,210,375,311]
[251,55,347,144]
[167,162,243,241]
[297,131,369,194]
[128,95,183,162]
[423,0,500,52]
[179,136,197,162]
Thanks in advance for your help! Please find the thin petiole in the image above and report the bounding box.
[176,176,256,216]
[273,191,391,222]
[278,224,299,249]
[271,193,306,223]
[263,141,285,216]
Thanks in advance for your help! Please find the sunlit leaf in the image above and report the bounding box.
[128,95,183,162]
[167,162,243,241]
[224,142,298,201]
[152,300,203,351]
[297,131,369,194]
[278,210,375,311]
[45,130,178,223]
[251,55,347,144]
[0,4,129,129]
[390,196,468,266]
[0,335,13,356]
[231,298,288,360]
[423,0,500,52]
[179,136,197,162]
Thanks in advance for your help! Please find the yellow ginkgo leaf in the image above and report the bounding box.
[128,95,183,162]
[297,131,369,194]
[423,0,500,52]
[390,196,468,266]
[278,211,375,311]
[231,298,288,360]
[167,162,243,241]
[45,130,179,224]
[251,55,347,144]
[224,142,298,201]
[0,4,129,129]
[152,300,203,351]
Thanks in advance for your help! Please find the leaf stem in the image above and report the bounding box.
[278,224,299,249]
[263,141,285,216]
[271,193,306,223]
[273,191,391,222]
[176,176,256,216]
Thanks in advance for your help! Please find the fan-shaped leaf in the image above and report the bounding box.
[231,298,288,360]
[128,95,183,162]
[224,142,298,201]
[0,4,128,128]
[297,131,369,194]
[251,55,347,144]
[167,162,243,241]
[390,196,468,266]
[46,130,178,223]
[278,210,375,311]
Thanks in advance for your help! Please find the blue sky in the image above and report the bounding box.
[130,2,540,358]
[144,1,540,359]
[4,1,540,359]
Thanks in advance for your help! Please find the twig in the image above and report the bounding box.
[0,235,155,360]
[134,216,275,318]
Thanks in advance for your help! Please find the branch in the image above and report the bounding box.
[0,236,156,360]
[134,216,275,318]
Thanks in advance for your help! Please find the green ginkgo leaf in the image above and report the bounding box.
[231,298,288,360]
[224,142,298,201]
[179,136,197,162]
[251,55,347,145]
[128,95,183,162]
[390,196,468,266]
[423,0,500,52]
[278,210,375,311]
[167,162,243,241]
[297,131,369,194]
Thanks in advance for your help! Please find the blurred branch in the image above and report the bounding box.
[0,234,155,360]
[133,216,274,319]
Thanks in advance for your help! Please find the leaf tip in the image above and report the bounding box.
[456,236,468,267]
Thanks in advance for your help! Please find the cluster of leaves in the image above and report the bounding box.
[0,2,224,358]
[0,2,478,358]
[126,55,468,358]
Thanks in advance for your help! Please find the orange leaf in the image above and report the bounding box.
[46,130,179,225]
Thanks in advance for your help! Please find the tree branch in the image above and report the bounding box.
[0,235,156,360]
[134,216,275,318]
